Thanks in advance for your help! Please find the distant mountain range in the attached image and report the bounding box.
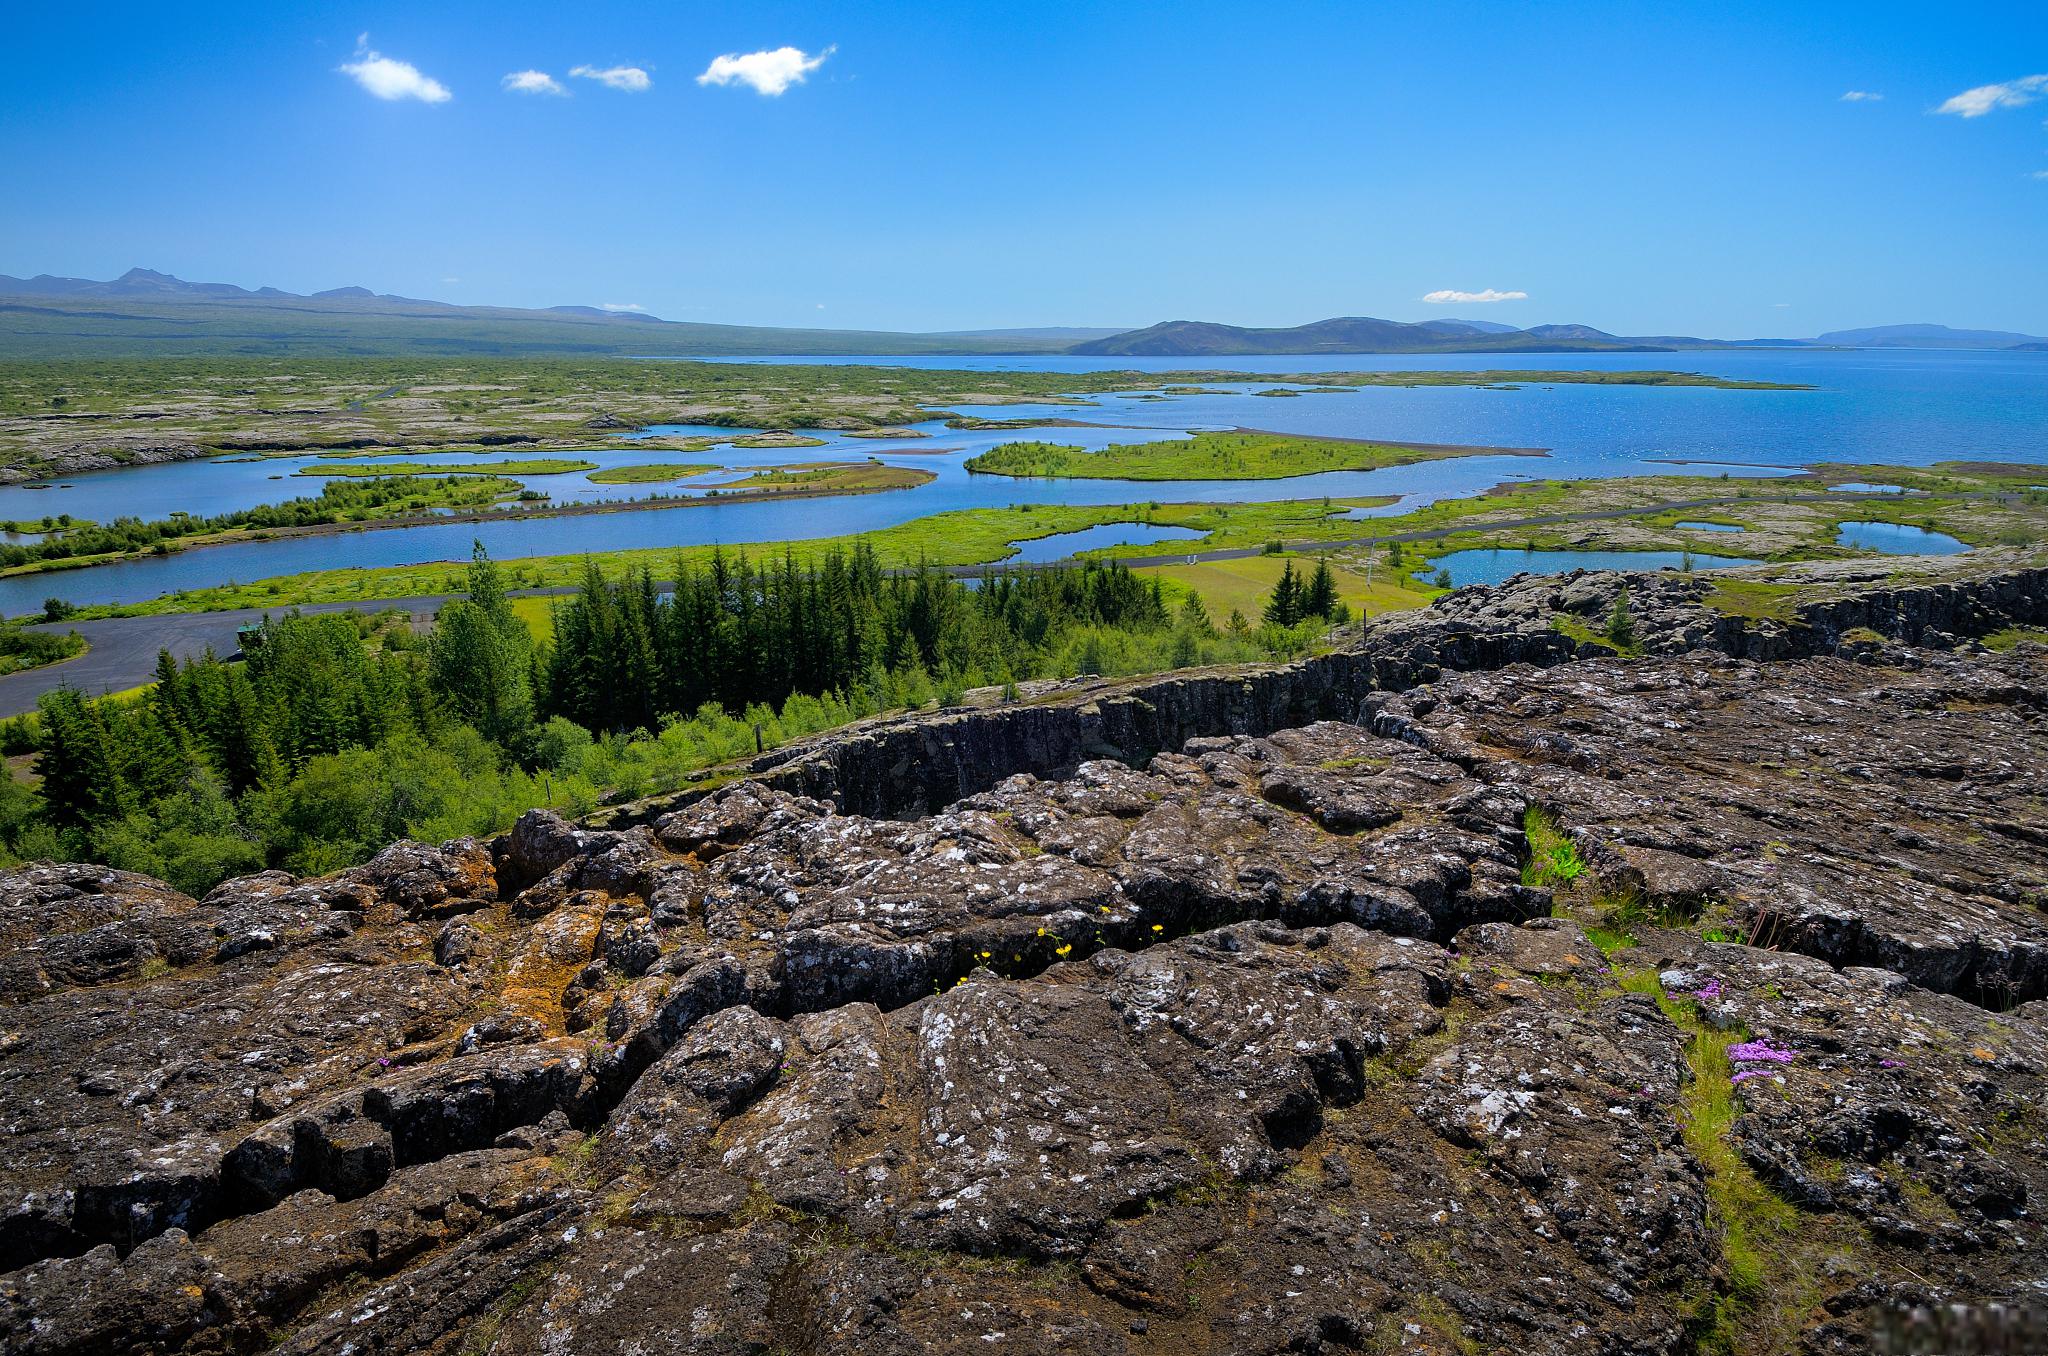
[1,269,2042,359]
[1809,323,2048,350]
[1068,317,2047,356]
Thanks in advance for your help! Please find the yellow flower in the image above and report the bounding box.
[1055,943,1073,958]
[1151,924,1164,934]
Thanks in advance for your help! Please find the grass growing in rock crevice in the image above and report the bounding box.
[1520,806,1586,890]
[1522,807,1630,953]
[1617,970,1826,1355]
[1523,807,1708,955]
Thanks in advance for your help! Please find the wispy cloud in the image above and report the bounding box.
[2032,170,2048,181]
[600,302,647,312]
[571,64,651,92]
[1422,288,1527,305]
[697,45,834,96]
[1935,73,2048,117]
[339,38,451,103]
[1839,90,1883,102]
[503,70,568,97]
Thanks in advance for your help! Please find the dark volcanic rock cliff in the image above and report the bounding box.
[2,560,2046,1355]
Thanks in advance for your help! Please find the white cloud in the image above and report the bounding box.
[1421,288,1527,305]
[442,276,461,284]
[1772,302,1792,308]
[697,45,833,96]
[339,41,451,103]
[1839,90,1883,102]
[600,302,646,312]
[1935,74,2048,117]
[571,64,651,92]
[503,70,568,96]
[2033,170,2048,181]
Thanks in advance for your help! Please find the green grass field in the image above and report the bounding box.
[1135,553,1436,621]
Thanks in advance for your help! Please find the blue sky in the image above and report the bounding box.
[5,1,2045,335]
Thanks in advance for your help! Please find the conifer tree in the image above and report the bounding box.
[1301,560,1338,620]
[36,688,128,827]
[429,542,536,749]
[1263,561,1302,626]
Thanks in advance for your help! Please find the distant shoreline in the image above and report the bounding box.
[0,472,935,583]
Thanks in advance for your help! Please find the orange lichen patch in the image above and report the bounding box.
[501,904,604,1034]
[451,851,498,900]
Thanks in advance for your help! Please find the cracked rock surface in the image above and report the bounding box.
[1,586,2045,1354]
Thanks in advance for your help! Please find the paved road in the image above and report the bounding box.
[0,488,1990,719]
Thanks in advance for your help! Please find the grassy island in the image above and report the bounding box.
[299,457,597,477]
[963,430,1536,480]
[706,461,935,494]
[585,463,718,484]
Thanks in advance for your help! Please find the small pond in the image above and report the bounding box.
[1420,547,1761,589]
[1827,482,1911,495]
[1005,523,1203,564]
[1673,520,1744,533]
[1834,521,1969,555]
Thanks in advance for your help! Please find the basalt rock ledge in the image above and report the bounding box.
[1,555,2045,1355]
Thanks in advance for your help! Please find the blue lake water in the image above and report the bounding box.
[1006,523,1202,564]
[1424,548,1761,588]
[1834,521,1970,555]
[2,347,2041,613]
[1674,521,1744,532]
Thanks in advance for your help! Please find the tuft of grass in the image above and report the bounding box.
[1583,923,1638,957]
[1521,806,1586,889]
[1983,626,2048,652]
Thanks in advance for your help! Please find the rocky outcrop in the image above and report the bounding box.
[0,442,213,483]
[2,567,2047,1354]
[584,556,2048,826]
